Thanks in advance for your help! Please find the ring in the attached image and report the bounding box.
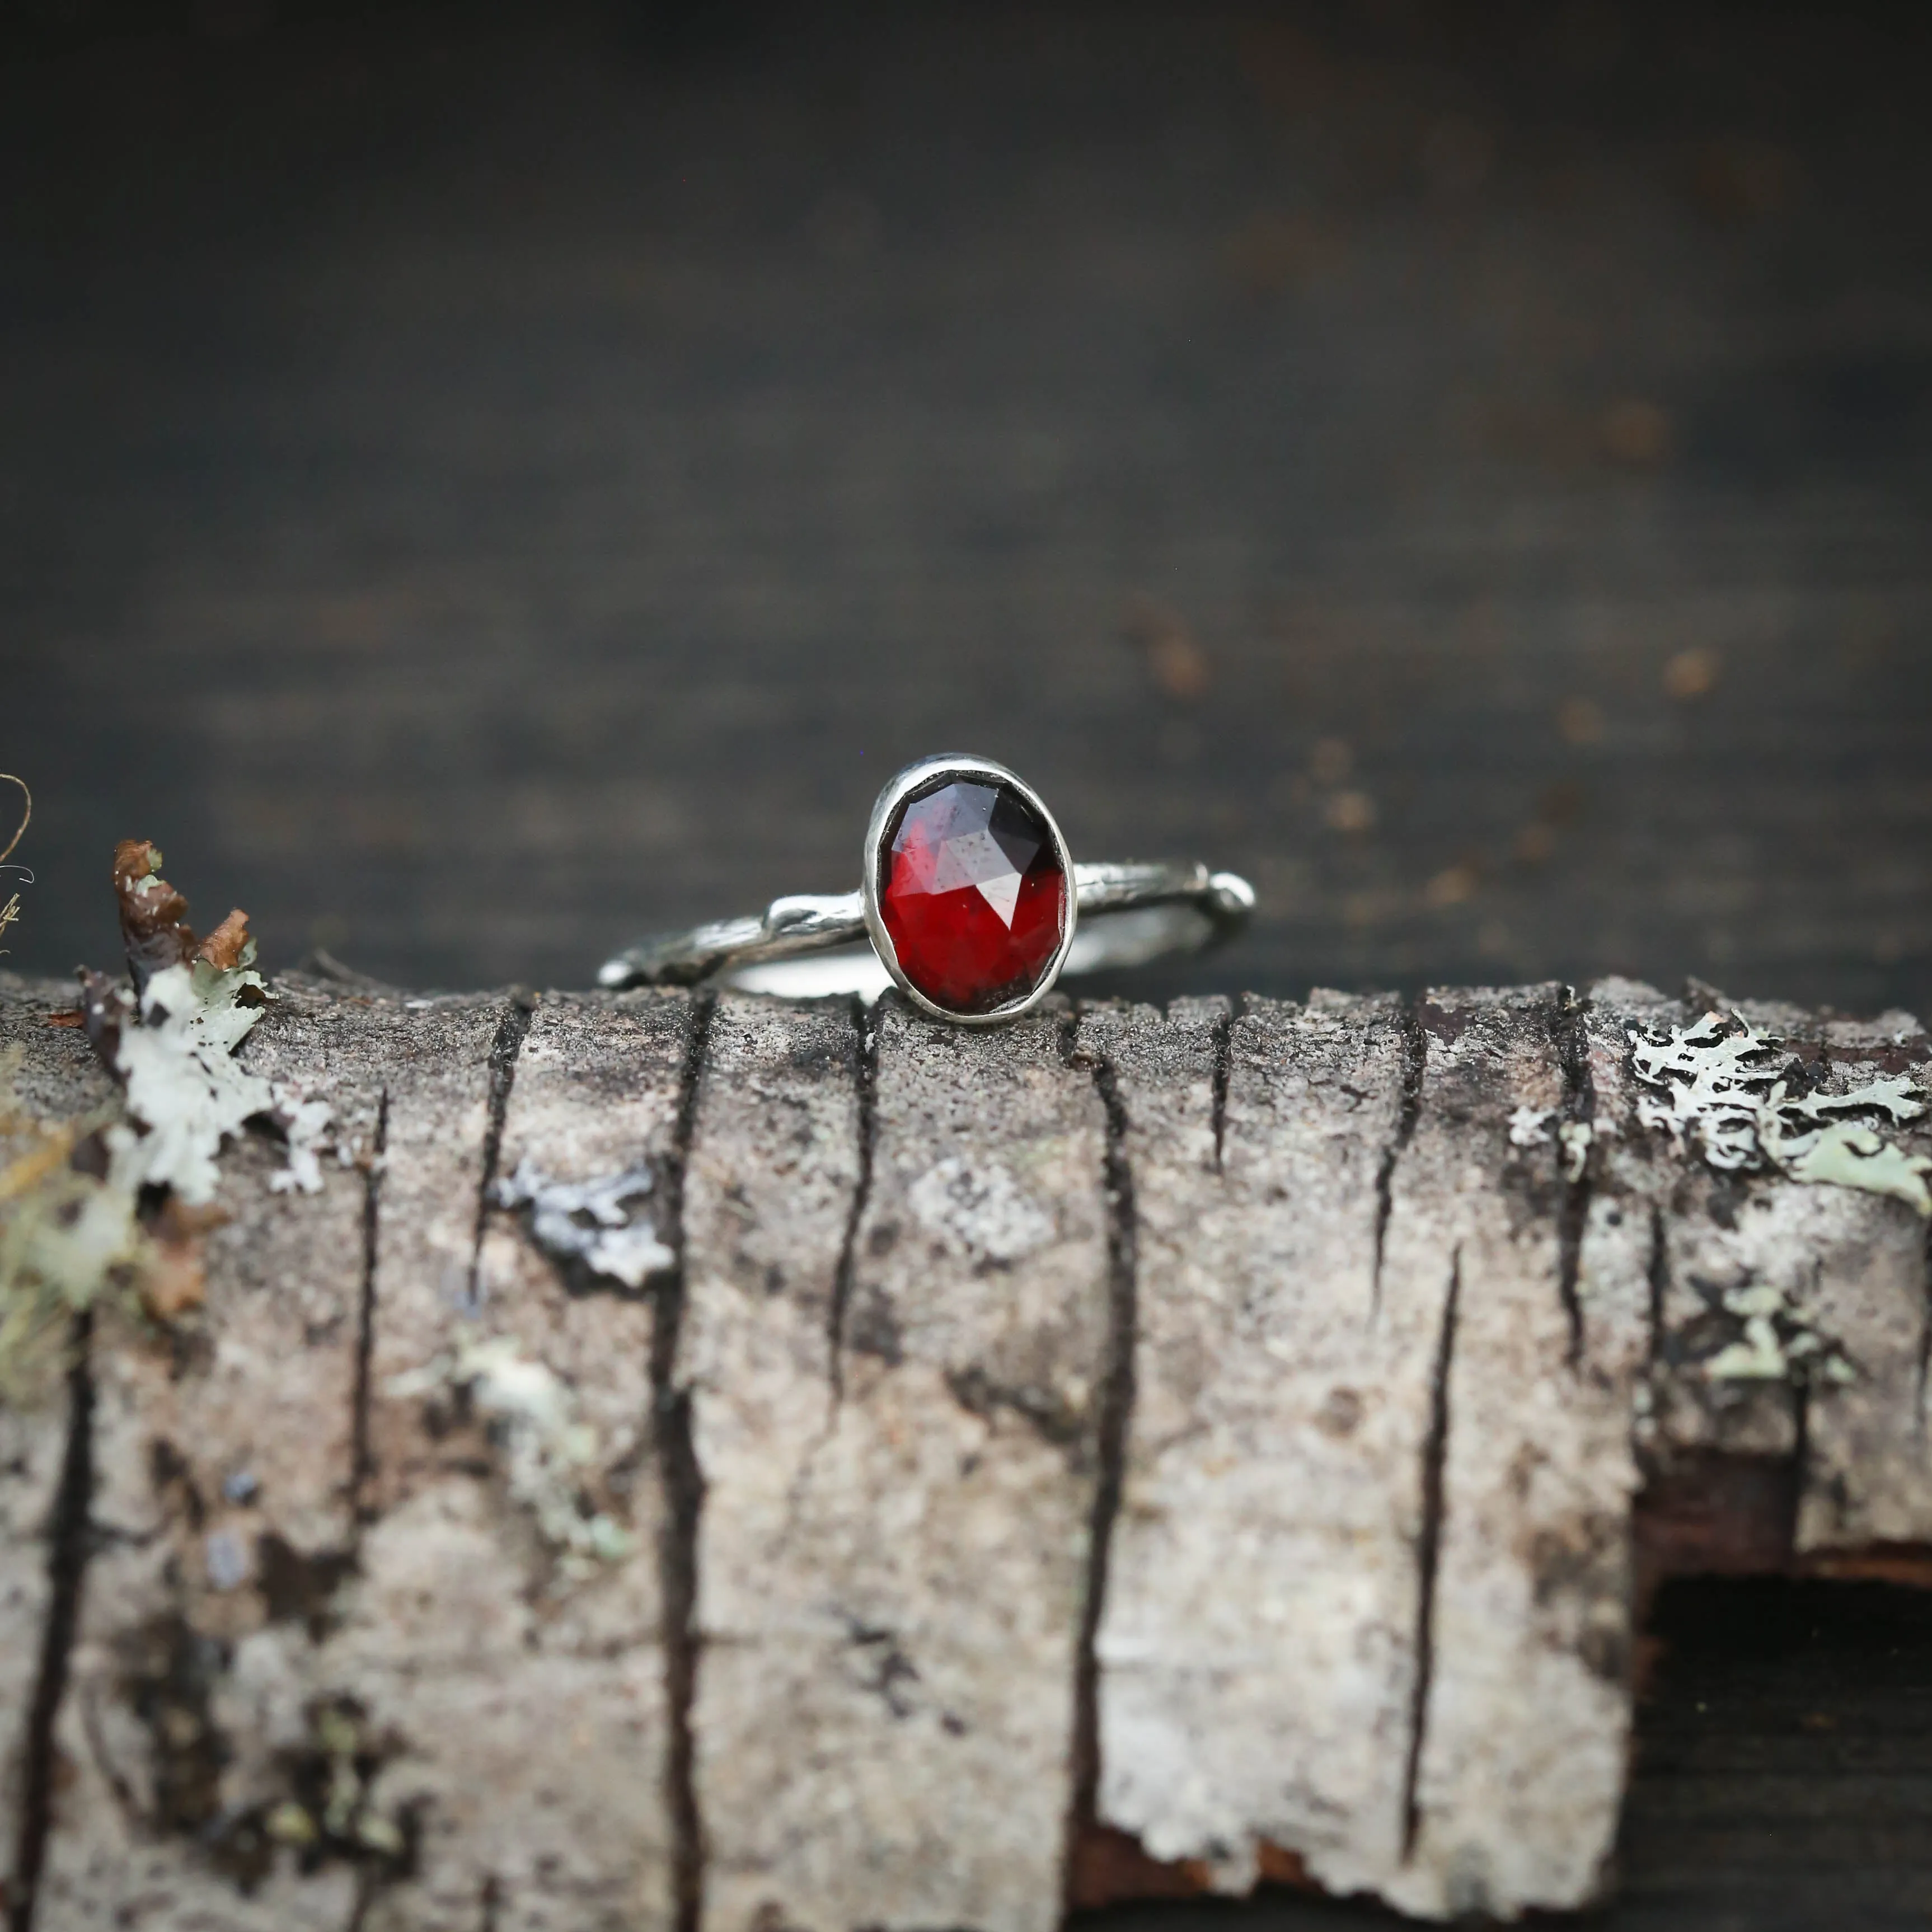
[598,754,1254,1024]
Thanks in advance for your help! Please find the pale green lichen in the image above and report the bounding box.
[1630,1011,1930,1215]
[1507,1105,1599,1183]
[104,948,336,1202]
[264,1799,318,1847]
[388,1335,634,1575]
[1703,1279,1858,1386]
[1,948,336,1399]
[1557,1120,1595,1181]
[262,1705,408,1864]
[0,1053,148,1399]
[111,956,274,1204]
[270,1091,336,1196]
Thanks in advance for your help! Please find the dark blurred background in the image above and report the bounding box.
[4,0,1930,1015]
[8,9,1932,1927]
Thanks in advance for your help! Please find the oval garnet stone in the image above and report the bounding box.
[878,777,1067,1015]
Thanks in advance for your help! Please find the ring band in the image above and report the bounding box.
[597,753,1254,1025]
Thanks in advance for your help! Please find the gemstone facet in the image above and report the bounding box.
[878,777,1067,1015]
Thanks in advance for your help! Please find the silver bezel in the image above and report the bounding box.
[861,753,1078,1026]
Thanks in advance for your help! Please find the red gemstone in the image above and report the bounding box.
[878,778,1067,1015]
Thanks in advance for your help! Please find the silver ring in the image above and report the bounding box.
[597,752,1255,1024]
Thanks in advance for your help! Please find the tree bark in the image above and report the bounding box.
[2,969,1928,1930]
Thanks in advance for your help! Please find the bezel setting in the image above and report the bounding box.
[861,753,1078,1025]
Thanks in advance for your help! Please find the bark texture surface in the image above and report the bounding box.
[2,970,1929,1931]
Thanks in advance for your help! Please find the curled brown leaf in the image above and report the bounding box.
[140,1195,228,1320]
[112,838,197,990]
[195,908,254,972]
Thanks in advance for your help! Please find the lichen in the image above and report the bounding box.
[0,1053,148,1398]
[1,849,340,1398]
[493,1157,671,1288]
[97,841,335,1198]
[387,1335,634,1574]
[1507,1106,1597,1182]
[1630,1011,1930,1214]
[227,1697,412,1881]
[110,956,275,1206]
[909,1155,1054,1263]
[1701,1279,1857,1386]
[268,1090,336,1197]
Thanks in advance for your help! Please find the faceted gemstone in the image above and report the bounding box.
[878,777,1067,1014]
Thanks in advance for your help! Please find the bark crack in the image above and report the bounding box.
[1062,1029,1139,1907]
[1647,1202,1670,1369]
[826,995,880,1407]
[8,1311,96,1932]
[1209,998,1237,1174]
[1788,1376,1811,1556]
[654,991,716,1932]
[1401,1249,1459,1865]
[1371,997,1428,1326]
[349,1089,389,1528]
[1917,1213,1932,1437]
[344,1869,378,1932]
[466,992,536,1311]
[1553,986,1596,1367]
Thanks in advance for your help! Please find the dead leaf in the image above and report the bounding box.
[112,839,198,990]
[139,1195,231,1319]
[195,908,255,972]
[140,1241,205,1319]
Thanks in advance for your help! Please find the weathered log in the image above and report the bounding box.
[2,968,1929,1930]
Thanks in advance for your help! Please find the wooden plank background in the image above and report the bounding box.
[3,3,1930,1926]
